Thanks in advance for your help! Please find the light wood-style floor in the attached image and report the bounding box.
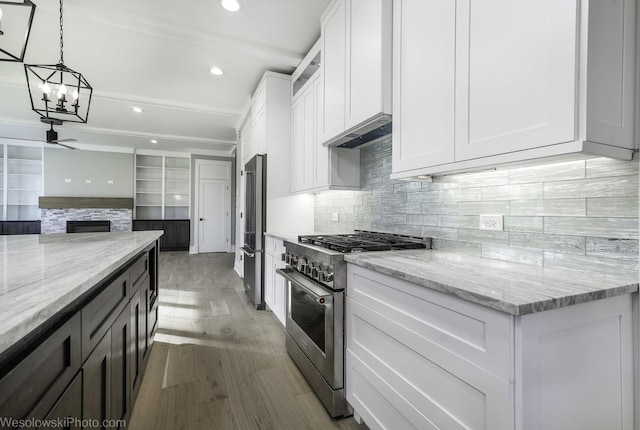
[129,252,368,430]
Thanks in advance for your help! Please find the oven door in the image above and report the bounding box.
[277,268,344,390]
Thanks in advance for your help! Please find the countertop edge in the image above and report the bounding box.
[345,252,639,316]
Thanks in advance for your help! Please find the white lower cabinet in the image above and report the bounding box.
[346,264,634,430]
[264,236,286,326]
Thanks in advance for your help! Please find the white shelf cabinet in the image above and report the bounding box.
[291,50,359,193]
[1,144,43,221]
[264,235,286,326]
[319,0,392,146]
[346,264,634,430]
[391,0,637,179]
[134,154,190,220]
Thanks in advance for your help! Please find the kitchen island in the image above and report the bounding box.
[0,231,162,427]
[344,250,639,430]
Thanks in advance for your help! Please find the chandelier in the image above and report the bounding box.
[0,0,36,62]
[24,0,92,124]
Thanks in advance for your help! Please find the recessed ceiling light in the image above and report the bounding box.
[221,0,241,12]
[150,139,158,144]
[209,66,224,76]
[132,107,143,113]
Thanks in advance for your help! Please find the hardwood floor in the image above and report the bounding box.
[129,252,367,430]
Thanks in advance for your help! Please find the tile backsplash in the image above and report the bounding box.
[314,139,639,277]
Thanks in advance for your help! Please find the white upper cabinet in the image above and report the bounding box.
[392,0,637,179]
[319,0,392,146]
[291,43,360,194]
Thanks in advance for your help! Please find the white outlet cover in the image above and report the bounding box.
[332,212,339,222]
[479,214,504,231]
[84,179,92,184]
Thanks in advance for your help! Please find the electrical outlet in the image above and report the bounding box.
[332,212,339,222]
[479,214,503,231]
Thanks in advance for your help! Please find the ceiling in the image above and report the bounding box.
[0,0,331,155]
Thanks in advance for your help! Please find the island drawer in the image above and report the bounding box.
[129,253,149,296]
[346,264,514,381]
[82,269,130,361]
[0,313,81,422]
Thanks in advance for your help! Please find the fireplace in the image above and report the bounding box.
[67,220,111,233]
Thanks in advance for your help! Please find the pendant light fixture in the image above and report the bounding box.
[24,0,92,124]
[0,0,36,62]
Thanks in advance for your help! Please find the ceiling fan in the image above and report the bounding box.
[42,118,77,150]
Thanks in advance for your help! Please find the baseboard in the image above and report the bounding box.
[234,260,243,278]
[189,245,197,254]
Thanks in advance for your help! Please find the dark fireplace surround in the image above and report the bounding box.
[66,220,111,233]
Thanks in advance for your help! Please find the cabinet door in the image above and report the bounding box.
[301,87,316,191]
[313,76,329,189]
[291,96,306,193]
[83,330,112,429]
[240,120,253,166]
[39,373,82,430]
[272,259,287,326]
[392,0,456,173]
[264,253,275,310]
[111,305,131,428]
[251,108,267,157]
[129,286,144,403]
[320,0,347,143]
[345,0,391,130]
[454,0,577,160]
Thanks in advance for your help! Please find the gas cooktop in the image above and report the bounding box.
[298,230,429,253]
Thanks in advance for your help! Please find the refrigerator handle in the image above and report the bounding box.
[241,246,255,258]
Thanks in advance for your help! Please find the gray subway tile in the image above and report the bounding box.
[422,202,460,215]
[482,244,544,266]
[393,182,423,193]
[510,199,585,217]
[381,213,407,225]
[481,183,543,201]
[457,229,510,245]
[544,252,639,279]
[586,237,639,260]
[407,214,438,226]
[544,175,639,199]
[421,226,459,240]
[586,197,639,218]
[510,232,586,255]
[503,216,544,233]
[545,217,638,239]
[439,215,479,229]
[586,157,639,178]
[432,239,482,257]
[407,191,438,204]
[509,160,585,184]
[459,201,509,215]
[437,188,482,202]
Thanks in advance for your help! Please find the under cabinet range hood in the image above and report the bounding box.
[325,116,392,149]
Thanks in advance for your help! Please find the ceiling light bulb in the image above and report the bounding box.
[150,139,158,144]
[0,7,4,20]
[72,89,79,100]
[209,67,224,76]
[57,83,67,97]
[132,107,143,113]
[42,82,51,94]
[221,0,241,12]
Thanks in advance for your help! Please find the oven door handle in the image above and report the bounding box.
[276,268,334,304]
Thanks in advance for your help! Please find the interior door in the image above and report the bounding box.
[196,160,231,253]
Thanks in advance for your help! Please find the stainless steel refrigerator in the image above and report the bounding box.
[242,154,266,310]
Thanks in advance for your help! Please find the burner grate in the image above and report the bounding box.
[298,230,428,253]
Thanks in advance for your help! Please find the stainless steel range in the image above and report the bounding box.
[277,231,430,417]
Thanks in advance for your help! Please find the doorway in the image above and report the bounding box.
[194,159,232,253]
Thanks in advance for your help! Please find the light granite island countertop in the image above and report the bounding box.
[344,249,639,315]
[0,231,163,359]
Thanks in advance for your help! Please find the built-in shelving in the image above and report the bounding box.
[134,154,190,220]
[2,144,43,220]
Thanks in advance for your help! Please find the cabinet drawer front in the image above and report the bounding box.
[0,313,81,421]
[82,270,130,361]
[129,254,149,295]
[265,236,275,254]
[346,301,512,430]
[347,265,512,380]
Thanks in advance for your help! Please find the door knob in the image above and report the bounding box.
[199,218,205,221]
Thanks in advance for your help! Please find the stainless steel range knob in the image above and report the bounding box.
[305,264,313,276]
[285,253,292,264]
[321,269,334,282]
[311,265,320,279]
[297,257,307,272]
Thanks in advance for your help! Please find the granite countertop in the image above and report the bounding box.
[344,250,639,315]
[0,231,163,356]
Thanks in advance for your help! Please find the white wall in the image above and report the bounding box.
[44,148,133,197]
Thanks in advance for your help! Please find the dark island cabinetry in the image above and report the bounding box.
[0,240,159,429]
[0,221,41,235]
[133,219,189,251]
